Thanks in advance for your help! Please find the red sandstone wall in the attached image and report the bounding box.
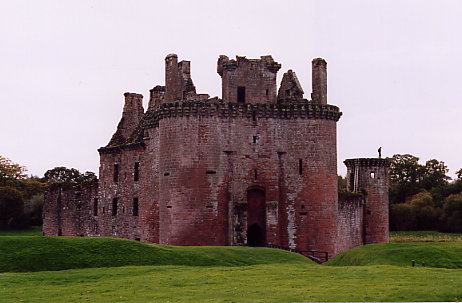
[98,147,145,240]
[43,183,98,237]
[155,111,339,256]
[337,195,365,252]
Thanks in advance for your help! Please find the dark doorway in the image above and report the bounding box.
[237,86,246,103]
[247,224,265,246]
[247,187,266,246]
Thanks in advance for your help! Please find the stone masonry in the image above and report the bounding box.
[43,54,390,258]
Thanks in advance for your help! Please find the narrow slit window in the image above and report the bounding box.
[112,198,118,216]
[134,162,140,181]
[237,86,246,103]
[265,89,269,96]
[133,197,139,216]
[253,136,257,143]
[113,164,119,183]
[93,198,98,216]
[298,159,303,175]
[252,111,256,121]
[254,170,258,180]
[286,89,291,97]
[370,171,376,179]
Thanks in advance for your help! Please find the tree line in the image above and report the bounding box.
[0,156,95,230]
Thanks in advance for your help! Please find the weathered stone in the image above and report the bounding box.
[42,54,389,258]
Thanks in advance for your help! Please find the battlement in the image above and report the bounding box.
[344,158,390,168]
[139,100,341,129]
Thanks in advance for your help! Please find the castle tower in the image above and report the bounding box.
[217,55,281,103]
[311,58,327,104]
[344,158,390,244]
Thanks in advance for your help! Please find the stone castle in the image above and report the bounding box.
[43,54,390,258]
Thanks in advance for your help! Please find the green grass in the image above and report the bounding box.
[391,230,462,242]
[0,236,310,272]
[0,226,42,236]
[1,264,461,302]
[326,242,462,268]
[3,235,462,302]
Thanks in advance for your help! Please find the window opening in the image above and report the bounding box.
[286,89,291,97]
[253,136,257,143]
[93,198,98,216]
[265,89,269,96]
[254,170,258,180]
[298,159,303,175]
[113,164,119,183]
[370,171,376,179]
[237,86,246,103]
[133,197,139,216]
[134,162,140,181]
[112,198,118,216]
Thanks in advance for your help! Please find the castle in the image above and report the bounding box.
[43,54,390,258]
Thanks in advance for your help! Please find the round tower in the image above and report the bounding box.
[344,158,390,244]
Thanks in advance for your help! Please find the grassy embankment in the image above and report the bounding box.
[1,231,462,302]
[0,236,310,272]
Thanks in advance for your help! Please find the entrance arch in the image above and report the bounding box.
[246,187,266,246]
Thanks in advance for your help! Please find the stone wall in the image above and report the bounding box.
[337,193,365,252]
[43,182,98,237]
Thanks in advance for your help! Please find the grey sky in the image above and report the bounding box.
[1,0,461,178]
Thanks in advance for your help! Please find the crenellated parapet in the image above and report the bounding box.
[344,158,390,169]
[141,100,342,128]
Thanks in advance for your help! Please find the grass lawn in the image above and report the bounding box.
[2,232,462,302]
[1,263,461,302]
[326,242,462,268]
[0,236,310,272]
[391,231,462,242]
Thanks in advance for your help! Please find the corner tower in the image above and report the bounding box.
[344,158,390,244]
[217,55,281,103]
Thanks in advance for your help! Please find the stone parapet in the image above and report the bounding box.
[140,100,342,129]
[344,158,390,168]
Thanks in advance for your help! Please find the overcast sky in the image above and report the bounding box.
[1,0,461,178]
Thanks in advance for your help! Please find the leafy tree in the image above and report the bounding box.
[408,191,441,230]
[441,193,462,232]
[0,156,27,186]
[44,167,83,184]
[421,159,450,190]
[0,186,25,229]
[388,154,425,204]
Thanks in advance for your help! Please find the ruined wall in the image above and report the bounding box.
[345,158,390,244]
[337,194,365,252]
[42,182,98,236]
[218,55,281,104]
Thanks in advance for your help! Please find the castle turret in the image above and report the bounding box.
[344,158,390,244]
[165,54,182,102]
[217,55,281,104]
[311,58,327,104]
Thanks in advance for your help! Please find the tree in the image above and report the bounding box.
[44,167,97,185]
[0,156,27,186]
[44,167,82,184]
[388,154,424,185]
[441,193,462,232]
[0,186,25,229]
[388,154,425,204]
[421,159,450,190]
